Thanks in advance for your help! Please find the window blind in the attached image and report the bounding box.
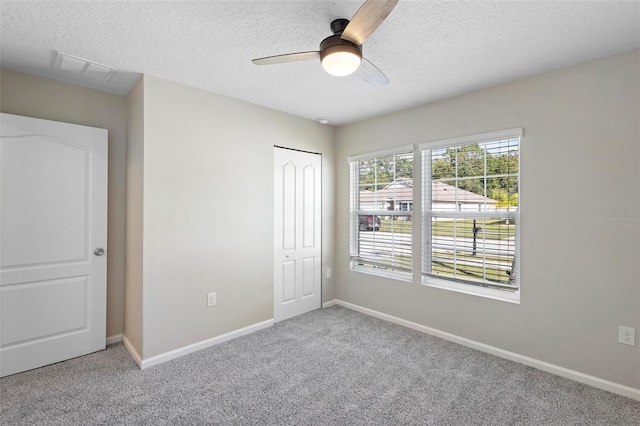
[422,133,520,291]
[350,150,413,276]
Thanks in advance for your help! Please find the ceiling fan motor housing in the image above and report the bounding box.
[330,18,350,35]
[319,35,362,63]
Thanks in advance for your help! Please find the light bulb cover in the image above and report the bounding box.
[319,36,362,77]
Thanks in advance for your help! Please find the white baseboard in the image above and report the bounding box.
[335,300,640,402]
[139,319,274,370]
[323,299,337,308]
[106,334,122,345]
[121,334,142,368]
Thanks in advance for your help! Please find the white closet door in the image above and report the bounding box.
[273,147,322,322]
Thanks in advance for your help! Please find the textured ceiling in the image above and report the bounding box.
[1,1,639,126]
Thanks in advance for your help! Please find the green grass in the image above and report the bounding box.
[430,260,512,285]
[374,217,515,284]
[380,219,412,233]
[429,251,514,285]
[379,218,514,240]
[434,251,513,264]
[434,219,515,240]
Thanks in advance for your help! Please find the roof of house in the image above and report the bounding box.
[359,178,497,205]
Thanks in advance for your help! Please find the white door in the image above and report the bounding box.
[274,147,321,322]
[0,113,107,377]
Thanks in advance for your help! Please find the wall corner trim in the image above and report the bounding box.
[106,334,123,345]
[122,334,143,368]
[138,319,274,370]
[334,300,640,402]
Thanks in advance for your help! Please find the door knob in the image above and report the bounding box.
[94,248,105,256]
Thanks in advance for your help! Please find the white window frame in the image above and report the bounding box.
[420,129,522,303]
[349,145,414,282]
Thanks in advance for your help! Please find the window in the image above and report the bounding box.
[420,129,521,302]
[349,146,413,280]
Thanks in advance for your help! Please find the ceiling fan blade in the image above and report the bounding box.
[341,0,399,46]
[252,51,319,65]
[355,57,389,86]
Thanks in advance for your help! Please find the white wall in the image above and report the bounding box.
[4,50,637,391]
[0,69,128,340]
[0,69,336,361]
[335,50,640,389]
[124,77,144,355]
[137,75,335,358]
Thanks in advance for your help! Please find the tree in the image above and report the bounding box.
[432,144,485,195]
[490,189,519,208]
[358,154,412,191]
[489,189,518,224]
[358,144,518,204]
[431,158,454,180]
[432,144,519,200]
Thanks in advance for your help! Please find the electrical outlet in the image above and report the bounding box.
[207,292,216,307]
[619,326,635,346]
[326,268,331,279]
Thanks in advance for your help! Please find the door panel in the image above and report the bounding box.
[0,113,107,377]
[301,257,315,297]
[274,148,321,322]
[302,164,316,248]
[281,161,296,251]
[2,135,88,267]
[1,277,87,345]
[281,261,296,303]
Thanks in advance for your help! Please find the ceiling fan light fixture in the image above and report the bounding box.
[319,36,362,77]
[321,51,361,76]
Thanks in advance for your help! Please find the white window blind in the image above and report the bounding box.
[349,149,413,278]
[421,130,520,296]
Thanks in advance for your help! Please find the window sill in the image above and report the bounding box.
[422,277,520,304]
[351,263,413,283]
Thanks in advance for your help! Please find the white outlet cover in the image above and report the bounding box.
[207,292,216,307]
[619,326,635,346]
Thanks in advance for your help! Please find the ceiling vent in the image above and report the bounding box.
[53,51,116,82]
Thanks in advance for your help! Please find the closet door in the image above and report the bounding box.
[273,147,322,322]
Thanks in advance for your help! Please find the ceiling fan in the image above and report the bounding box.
[252,0,399,86]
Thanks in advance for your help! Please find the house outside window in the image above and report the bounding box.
[349,146,413,280]
[399,201,413,211]
[420,129,521,302]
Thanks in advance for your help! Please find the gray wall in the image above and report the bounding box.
[137,75,336,358]
[0,69,128,340]
[335,50,640,389]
